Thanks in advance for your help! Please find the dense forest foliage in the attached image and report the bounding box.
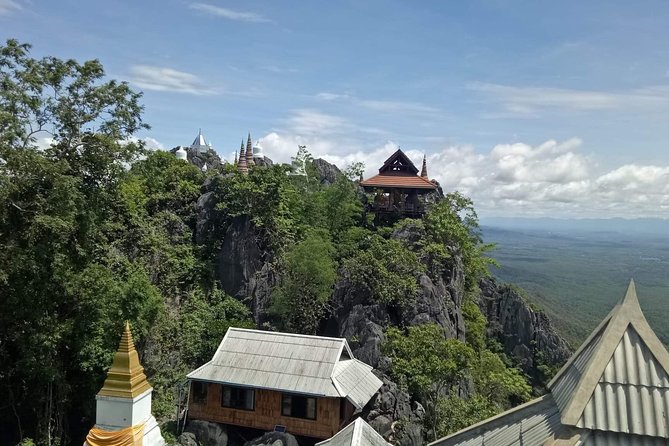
[1,40,536,446]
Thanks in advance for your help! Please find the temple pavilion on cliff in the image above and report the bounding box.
[360,149,437,217]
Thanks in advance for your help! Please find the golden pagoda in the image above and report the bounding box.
[85,322,164,446]
[97,322,152,398]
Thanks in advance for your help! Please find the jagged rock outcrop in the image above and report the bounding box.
[183,420,228,446]
[195,177,276,322]
[361,376,424,446]
[312,158,342,185]
[215,215,276,322]
[170,146,223,171]
[243,432,298,446]
[478,277,572,387]
[326,222,466,369]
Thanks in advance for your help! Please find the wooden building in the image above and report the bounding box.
[360,149,438,217]
[186,328,383,439]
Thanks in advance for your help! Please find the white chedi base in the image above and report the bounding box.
[87,388,165,446]
[142,415,165,446]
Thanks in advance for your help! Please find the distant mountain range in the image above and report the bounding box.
[481,217,669,238]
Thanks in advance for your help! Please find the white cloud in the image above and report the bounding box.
[128,65,215,95]
[258,131,669,218]
[469,82,669,117]
[0,0,22,16]
[140,137,164,151]
[315,92,440,115]
[189,3,269,23]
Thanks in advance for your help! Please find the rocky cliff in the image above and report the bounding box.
[189,158,571,446]
[478,277,572,388]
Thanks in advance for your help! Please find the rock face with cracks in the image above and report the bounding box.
[478,277,572,388]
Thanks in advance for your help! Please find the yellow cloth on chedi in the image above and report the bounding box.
[86,423,145,446]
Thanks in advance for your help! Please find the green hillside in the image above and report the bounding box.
[484,226,669,347]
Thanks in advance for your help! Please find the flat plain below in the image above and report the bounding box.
[481,218,669,347]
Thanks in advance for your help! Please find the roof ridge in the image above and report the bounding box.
[552,280,669,426]
[227,327,349,343]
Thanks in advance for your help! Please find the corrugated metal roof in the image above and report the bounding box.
[360,174,437,189]
[188,328,381,407]
[577,430,669,445]
[316,418,390,446]
[576,327,669,437]
[429,395,561,446]
[431,281,669,446]
[332,360,383,410]
[551,327,605,413]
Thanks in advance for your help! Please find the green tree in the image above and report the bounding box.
[342,234,424,307]
[384,324,475,440]
[0,39,150,444]
[424,192,497,290]
[270,230,337,334]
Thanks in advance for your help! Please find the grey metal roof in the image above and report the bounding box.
[332,360,383,410]
[316,418,391,446]
[429,395,561,446]
[576,326,669,437]
[187,328,382,407]
[549,280,669,436]
[577,430,669,445]
[431,280,669,446]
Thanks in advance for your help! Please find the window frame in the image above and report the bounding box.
[192,381,208,405]
[281,393,318,420]
[220,385,256,411]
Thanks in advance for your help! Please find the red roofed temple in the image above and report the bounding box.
[360,149,438,218]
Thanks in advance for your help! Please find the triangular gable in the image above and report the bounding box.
[378,149,419,175]
[548,280,669,436]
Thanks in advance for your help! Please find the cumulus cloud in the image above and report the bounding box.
[128,65,215,95]
[258,131,669,218]
[189,3,269,23]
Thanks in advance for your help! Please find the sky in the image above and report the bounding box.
[3,0,669,218]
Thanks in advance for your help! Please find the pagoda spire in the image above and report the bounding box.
[246,132,255,167]
[420,154,428,178]
[238,140,248,174]
[234,150,238,165]
[97,322,151,399]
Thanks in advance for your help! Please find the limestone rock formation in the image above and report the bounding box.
[478,277,572,388]
[170,146,223,171]
[326,222,466,369]
[312,158,342,185]
[361,375,424,446]
[243,432,298,446]
[183,420,228,446]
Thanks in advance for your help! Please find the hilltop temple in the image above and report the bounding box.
[360,149,438,218]
[431,280,669,446]
[84,323,164,446]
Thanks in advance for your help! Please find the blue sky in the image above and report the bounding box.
[3,0,669,217]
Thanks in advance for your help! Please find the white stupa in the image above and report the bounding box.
[175,146,188,161]
[84,323,164,446]
[190,129,212,155]
[253,140,264,158]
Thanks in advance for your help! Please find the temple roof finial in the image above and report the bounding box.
[97,322,151,399]
[238,140,248,174]
[246,132,255,167]
[421,154,428,178]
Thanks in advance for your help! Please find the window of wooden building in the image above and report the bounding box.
[193,381,208,404]
[221,386,255,411]
[281,394,317,420]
